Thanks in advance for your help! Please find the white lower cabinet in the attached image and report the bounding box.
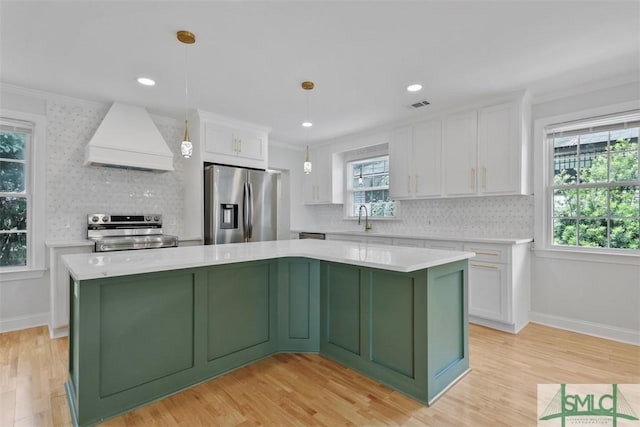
[463,242,530,333]
[48,243,94,338]
[468,261,508,323]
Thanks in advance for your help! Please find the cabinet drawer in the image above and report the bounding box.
[464,243,508,263]
[424,240,463,251]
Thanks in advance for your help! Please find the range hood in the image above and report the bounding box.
[84,102,174,172]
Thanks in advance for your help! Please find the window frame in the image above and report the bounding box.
[534,101,640,264]
[0,109,47,280]
[344,154,395,219]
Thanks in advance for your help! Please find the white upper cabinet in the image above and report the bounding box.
[204,124,265,161]
[389,119,441,199]
[443,111,478,196]
[196,110,270,170]
[477,100,529,195]
[303,145,343,204]
[443,94,531,197]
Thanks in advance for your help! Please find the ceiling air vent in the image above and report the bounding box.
[410,100,431,109]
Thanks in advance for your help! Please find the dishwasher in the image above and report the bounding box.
[298,232,326,240]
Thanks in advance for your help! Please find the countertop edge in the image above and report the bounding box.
[62,240,475,281]
[291,229,533,245]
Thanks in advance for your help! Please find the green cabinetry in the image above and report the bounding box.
[320,260,469,404]
[277,258,320,352]
[66,257,467,426]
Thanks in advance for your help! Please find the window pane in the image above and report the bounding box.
[610,219,639,249]
[554,218,577,246]
[578,188,607,218]
[578,132,609,183]
[578,219,608,248]
[0,161,25,192]
[0,232,27,267]
[610,186,639,218]
[609,137,638,182]
[0,197,27,230]
[349,156,394,218]
[0,131,26,160]
[553,189,577,218]
[609,128,639,142]
[553,136,577,184]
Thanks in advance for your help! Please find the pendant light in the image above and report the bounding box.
[304,145,312,174]
[302,81,314,174]
[177,30,196,158]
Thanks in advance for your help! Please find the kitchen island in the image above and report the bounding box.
[62,239,474,427]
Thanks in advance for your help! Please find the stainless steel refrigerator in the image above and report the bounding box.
[204,164,277,244]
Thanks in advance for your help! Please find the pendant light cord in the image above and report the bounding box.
[184,43,189,123]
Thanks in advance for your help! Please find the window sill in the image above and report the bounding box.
[534,247,640,266]
[0,267,47,282]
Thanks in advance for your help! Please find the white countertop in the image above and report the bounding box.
[62,239,475,281]
[291,229,533,245]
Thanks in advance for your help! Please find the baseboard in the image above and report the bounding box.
[49,326,69,339]
[0,312,48,334]
[469,316,529,334]
[529,311,640,346]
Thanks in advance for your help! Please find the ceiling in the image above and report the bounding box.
[1,1,638,146]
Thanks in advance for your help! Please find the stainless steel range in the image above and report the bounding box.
[87,214,179,252]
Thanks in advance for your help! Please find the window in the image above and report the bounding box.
[346,156,395,218]
[0,119,32,267]
[548,111,639,251]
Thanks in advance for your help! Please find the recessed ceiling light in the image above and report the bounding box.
[302,121,313,128]
[137,77,156,86]
[406,84,422,92]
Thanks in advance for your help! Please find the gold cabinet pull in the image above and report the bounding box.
[475,251,500,257]
[482,167,487,190]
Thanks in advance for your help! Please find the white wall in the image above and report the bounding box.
[0,88,50,332]
[0,85,186,333]
[268,142,316,233]
[530,81,640,344]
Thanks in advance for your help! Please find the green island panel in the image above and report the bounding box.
[326,262,361,355]
[369,270,415,378]
[99,273,195,397]
[206,263,272,361]
[288,260,311,339]
[427,261,469,402]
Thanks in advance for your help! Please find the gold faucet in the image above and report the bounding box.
[358,205,372,231]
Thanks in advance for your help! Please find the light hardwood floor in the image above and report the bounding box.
[1,323,638,426]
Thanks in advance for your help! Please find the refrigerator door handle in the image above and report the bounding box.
[243,182,250,241]
[247,182,253,239]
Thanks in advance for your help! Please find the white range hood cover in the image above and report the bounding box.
[84,102,174,172]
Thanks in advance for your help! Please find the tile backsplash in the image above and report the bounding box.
[46,100,185,241]
[310,195,535,238]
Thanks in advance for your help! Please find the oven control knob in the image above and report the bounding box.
[91,215,99,223]
[153,215,160,222]
[145,215,151,222]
